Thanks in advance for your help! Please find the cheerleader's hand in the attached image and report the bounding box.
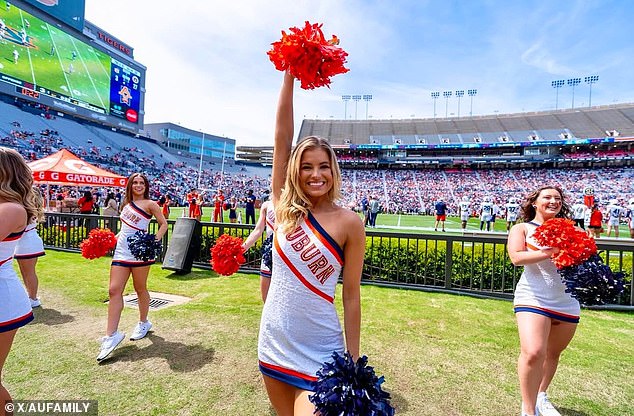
[542,246,560,257]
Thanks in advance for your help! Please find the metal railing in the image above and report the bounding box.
[39,213,634,306]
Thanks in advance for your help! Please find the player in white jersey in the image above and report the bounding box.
[258,72,365,414]
[570,199,587,229]
[606,199,622,238]
[504,197,520,231]
[458,196,470,230]
[627,198,634,239]
[480,197,494,231]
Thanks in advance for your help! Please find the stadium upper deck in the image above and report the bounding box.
[298,103,634,146]
[237,103,634,166]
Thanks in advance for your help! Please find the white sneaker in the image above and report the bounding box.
[30,298,41,308]
[130,320,152,341]
[96,331,125,362]
[536,392,561,416]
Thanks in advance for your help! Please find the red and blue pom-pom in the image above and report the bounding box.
[80,228,117,259]
[559,253,625,305]
[210,234,245,276]
[309,351,395,416]
[127,231,162,262]
[268,21,349,90]
[532,218,625,306]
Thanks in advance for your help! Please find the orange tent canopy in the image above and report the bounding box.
[28,149,127,187]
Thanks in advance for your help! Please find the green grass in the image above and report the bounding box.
[5,251,634,415]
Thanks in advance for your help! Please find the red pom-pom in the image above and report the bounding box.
[210,234,245,276]
[268,21,349,89]
[80,228,117,260]
[532,218,597,269]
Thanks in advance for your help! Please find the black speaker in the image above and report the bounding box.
[162,217,201,274]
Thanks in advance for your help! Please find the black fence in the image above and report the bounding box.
[39,212,634,307]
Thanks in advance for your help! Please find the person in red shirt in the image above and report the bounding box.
[186,189,199,218]
[213,189,225,222]
[159,195,171,218]
[588,203,603,238]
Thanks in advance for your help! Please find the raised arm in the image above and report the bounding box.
[271,72,295,205]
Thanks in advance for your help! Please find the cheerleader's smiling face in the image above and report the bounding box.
[299,148,333,200]
[535,188,562,218]
[131,176,146,198]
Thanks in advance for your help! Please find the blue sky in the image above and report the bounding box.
[85,0,634,147]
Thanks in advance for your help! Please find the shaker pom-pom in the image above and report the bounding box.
[80,228,117,259]
[210,234,245,276]
[127,231,162,262]
[268,21,349,90]
[261,234,273,271]
[309,351,395,416]
[532,218,624,305]
[559,254,626,305]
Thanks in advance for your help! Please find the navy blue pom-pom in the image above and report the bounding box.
[261,234,273,271]
[558,253,625,306]
[309,351,395,416]
[127,231,162,261]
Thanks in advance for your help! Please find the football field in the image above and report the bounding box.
[0,4,111,110]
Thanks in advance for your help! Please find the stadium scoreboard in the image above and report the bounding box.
[0,0,145,133]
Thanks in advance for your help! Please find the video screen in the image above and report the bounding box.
[0,3,141,123]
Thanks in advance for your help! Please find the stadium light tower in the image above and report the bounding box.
[551,80,565,110]
[341,95,351,119]
[455,90,464,118]
[431,91,440,118]
[567,78,581,109]
[467,89,477,117]
[584,75,599,107]
[197,132,205,188]
[362,94,373,119]
[443,91,452,118]
[352,94,362,119]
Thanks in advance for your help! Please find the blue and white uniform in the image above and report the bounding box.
[112,201,154,267]
[14,221,45,259]
[505,202,520,222]
[0,228,33,332]
[513,222,580,323]
[258,212,344,391]
[260,204,276,279]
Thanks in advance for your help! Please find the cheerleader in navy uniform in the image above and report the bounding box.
[508,186,577,416]
[97,173,168,362]
[0,147,39,408]
[258,72,366,414]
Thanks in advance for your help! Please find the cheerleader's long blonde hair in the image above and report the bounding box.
[0,147,39,221]
[277,136,342,233]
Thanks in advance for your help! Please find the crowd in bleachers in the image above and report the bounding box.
[2,100,634,223]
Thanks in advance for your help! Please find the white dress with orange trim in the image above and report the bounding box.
[513,222,580,323]
[14,221,45,259]
[259,204,276,279]
[112,201,155,267]
[0,229,34,332]
[258,212,345,391]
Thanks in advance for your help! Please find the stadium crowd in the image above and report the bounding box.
[2,122,634,231]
